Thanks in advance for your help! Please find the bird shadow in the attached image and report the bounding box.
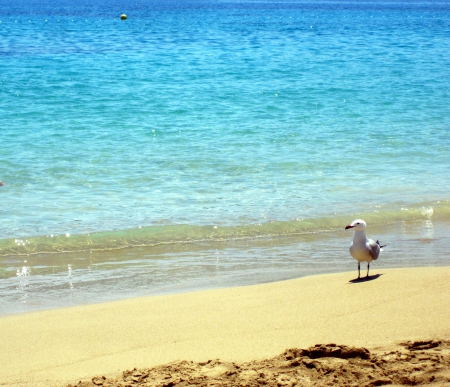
[348,274,383,284]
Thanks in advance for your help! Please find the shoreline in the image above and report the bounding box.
[3,218,450,317]
[1,266,449,387]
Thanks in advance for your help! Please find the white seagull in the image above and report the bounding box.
[345,219,385,279]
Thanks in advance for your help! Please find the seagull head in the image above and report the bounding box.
[345,219,367,231]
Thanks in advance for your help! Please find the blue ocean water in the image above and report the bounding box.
[1,0,450,314]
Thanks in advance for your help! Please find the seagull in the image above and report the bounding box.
[345,219,385,279]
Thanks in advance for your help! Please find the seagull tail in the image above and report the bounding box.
[376,240,387,250]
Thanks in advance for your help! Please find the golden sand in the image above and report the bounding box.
[1,267,449,387]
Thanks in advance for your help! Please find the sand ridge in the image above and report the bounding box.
[70,340,450,387]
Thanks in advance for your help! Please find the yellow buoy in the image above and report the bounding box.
[120,14,127,20]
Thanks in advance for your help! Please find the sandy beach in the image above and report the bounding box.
[1,266,449,387]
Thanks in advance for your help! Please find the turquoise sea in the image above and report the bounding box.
[1,0,450,315]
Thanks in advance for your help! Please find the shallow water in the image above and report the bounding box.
[1,0,450,315]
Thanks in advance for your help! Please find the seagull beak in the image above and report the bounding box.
[345,225,354,230]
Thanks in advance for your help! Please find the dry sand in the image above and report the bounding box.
[0,267,449,387]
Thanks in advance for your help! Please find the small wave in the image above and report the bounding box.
[1,200,449,257]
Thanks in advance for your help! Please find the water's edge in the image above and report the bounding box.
[2,217,449,316]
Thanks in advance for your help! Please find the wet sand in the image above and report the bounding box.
[1,266,449,387]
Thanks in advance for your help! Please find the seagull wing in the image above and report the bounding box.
[367,238,380,261]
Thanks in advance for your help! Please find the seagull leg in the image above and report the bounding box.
[358,262,360,279]
[366,262,370,278]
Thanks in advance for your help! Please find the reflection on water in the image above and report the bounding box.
[15,260,31,303]
[67,264,74,299]
[421,207,435,240]
[1,220,449,316]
